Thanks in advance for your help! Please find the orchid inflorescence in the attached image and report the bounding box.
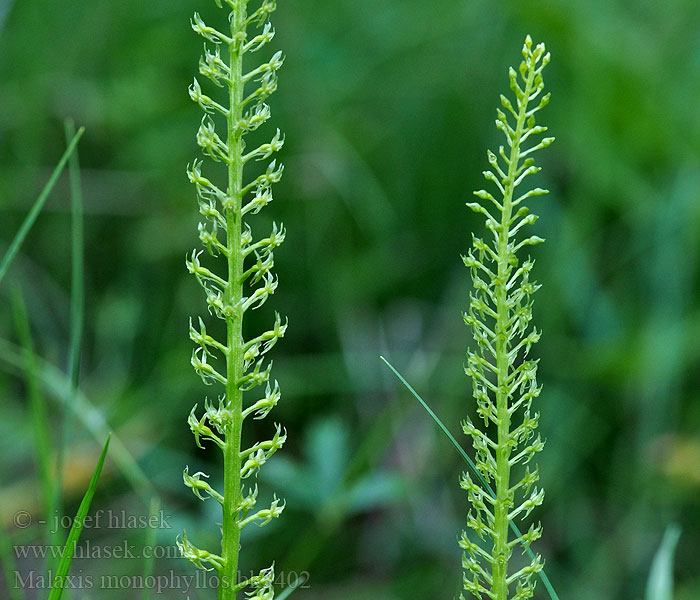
[459,36,554,600]
[178,1,287,599]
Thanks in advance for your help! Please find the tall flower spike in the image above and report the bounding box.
[460,36,553,600]
[179,1,286,599]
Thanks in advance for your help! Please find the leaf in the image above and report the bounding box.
[645,524,681,600]
[10,287,54,523]
[0,127,84,287]
[10,286,62,579]
[53,120,87,570]
[64,118,85,396]
[0,337,153,501]
[276,572,309,600]
[141,495,162,600]
[0,522,24,600]
[48,434,110,600]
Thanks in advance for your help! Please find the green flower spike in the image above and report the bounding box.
[178,1,287,599]
[460,36,554,600]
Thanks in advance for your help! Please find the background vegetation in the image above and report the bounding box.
[1,0,699,598]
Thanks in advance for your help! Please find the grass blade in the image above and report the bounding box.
[48,434,110,600]
[380,356,560,600]
[645,524,681,600]
[65,119,85,395]
[0,127,84,287]
[10,286,55,526]
[10,285,62,595]
[276,572,309,600]
[53,120,86,563]
[0,337,154,501]
[0,522,25,600]
[141,495,161,600]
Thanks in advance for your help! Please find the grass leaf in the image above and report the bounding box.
[48,434,110,600]
[53,120,87,566]
[65,118,85,395]
[645,524,681,600]
[0,337,154,501]
[276,572,309,600]
[141,495,161,600]
[10,286,54,525]
[0,127,84,287]
[0,522,25,600]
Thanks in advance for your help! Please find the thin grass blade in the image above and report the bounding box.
[65,119,85,395]
[0,337,153,501]
[10,285,62,593]
[276,572,309,600]
[645,524,681,600]
[141,495,161,600]
[380,356,560,600]
[0,127,84,286]
[52,120,86,562]
[10,286,55,525]
[0,522,25,600]
[48,434,110,600]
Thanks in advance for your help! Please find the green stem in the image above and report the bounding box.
[220,2,246,598]
[492,67,536,600]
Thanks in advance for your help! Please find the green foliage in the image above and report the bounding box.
[0,127,83,286]
[11,287,53,525]
[178,1,287,598]
[460,36,553,600]
[48,434,110,600]
[645,524,681,600]
[2,2,700,599]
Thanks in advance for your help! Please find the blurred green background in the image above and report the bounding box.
[1,0,700,598]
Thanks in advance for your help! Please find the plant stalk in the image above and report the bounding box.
[492,65,537,600]
[220,1,246,598]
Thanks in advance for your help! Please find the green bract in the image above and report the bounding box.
[460,36,553,600]
[178,1,286,599]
